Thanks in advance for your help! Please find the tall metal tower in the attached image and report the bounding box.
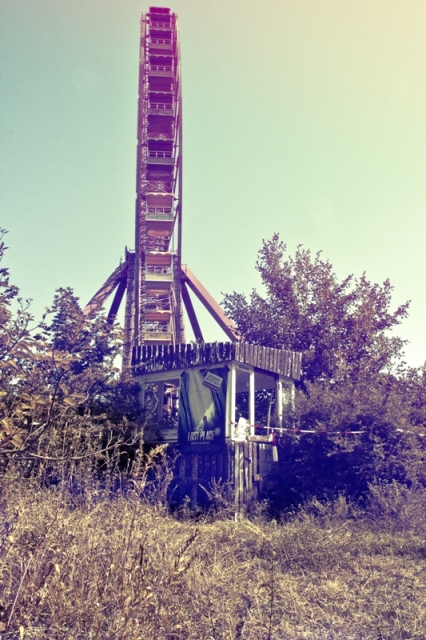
[85,7,239,366]
[127,6,184,364]
[83,7,302,509]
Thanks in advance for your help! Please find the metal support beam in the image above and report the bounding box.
[107,277,127,324]
[181,267,239,342]
[181,281,204,342]
[83,262,128,316]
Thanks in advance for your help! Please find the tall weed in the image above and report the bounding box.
[1,474,426,639]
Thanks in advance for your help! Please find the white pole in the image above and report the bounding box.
[276,377,283,428]
[225,364,235,439]
[249,368,255,434]
[230,362,236,436]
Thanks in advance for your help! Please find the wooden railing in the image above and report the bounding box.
[132,341,302,380]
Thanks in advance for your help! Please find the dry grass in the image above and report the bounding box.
[1,476,426,639]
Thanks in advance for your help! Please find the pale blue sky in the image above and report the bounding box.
[1,0,426,366]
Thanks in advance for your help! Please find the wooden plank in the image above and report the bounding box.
[259,346,265,369]
[275,349,282,375]
[214,342,220,362]
[213,342,219,363]
[264,346,270,370]
[291,352,298,378]
[252,345,258,368]
[242,341,247,362]
[166,344,173,368]
[296,351,302,379]
[244,441,251,503]
[180,343,186,368]
[235,442,244,515]
[256,345,261,368]
[169,345,175,369]
[287,351,293,377]
[272,347,278,374]
[276,348,281,374]
[260,346,266,370]
[280,351,287,377]
[252,441,258,494]
[217,342,225,360]
[266,347,272,372]
[289,351,294,379]
[255,346,260,368]
[269,347,275,371]
[295,352,301,379]
[267,347,272,370]
[249,343,255,367]
[225,342,232,360]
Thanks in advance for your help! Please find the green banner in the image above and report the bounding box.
[178,367,228,445]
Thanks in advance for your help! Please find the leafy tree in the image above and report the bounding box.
[224,234,426,508]
[0,231,143,469]
[223,234,409,385]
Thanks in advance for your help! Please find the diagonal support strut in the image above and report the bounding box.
[181,280,204,342]
[181,267,239,342]
[83,261,128,317]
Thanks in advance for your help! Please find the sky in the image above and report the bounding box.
[1,0,426,367]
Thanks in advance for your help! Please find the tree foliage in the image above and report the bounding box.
[224,234,426,508]
[0,230,142,469]
[223,234,410,385]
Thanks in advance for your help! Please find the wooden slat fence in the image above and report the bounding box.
[132,341,302,380]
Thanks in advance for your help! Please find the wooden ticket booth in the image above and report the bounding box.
[132,342,302,511]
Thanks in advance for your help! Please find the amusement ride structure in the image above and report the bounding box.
[84,6,238,366]
[84,6,302,509]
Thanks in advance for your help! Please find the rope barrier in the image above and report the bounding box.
[230,422,426,437]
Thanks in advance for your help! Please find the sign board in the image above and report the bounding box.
[178,366,228,446]
[202,371,223,392]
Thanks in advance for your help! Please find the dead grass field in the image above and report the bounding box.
[1,476,426,640]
